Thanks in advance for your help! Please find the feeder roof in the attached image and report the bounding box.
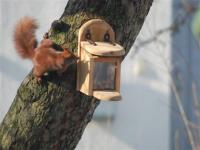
[81,41,125,57]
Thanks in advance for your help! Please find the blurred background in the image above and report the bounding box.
[0,0,200,150]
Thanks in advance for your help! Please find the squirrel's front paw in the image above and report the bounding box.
[36,76,42,84]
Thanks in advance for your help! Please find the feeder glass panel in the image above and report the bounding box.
[93,62,116,90]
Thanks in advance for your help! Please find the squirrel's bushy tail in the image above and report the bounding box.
[14,16,38,59]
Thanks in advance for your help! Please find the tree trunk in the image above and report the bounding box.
[0,0,153,149]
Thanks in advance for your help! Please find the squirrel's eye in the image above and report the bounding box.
[104,32,110,42]
[85,30,91,40]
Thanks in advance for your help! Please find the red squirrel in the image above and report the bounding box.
[13,17,73,81]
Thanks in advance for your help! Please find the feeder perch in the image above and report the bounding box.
[77,19,125,101]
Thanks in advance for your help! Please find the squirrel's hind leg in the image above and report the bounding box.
[33,66,45,83]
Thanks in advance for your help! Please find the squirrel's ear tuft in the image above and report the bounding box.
[40,39,54,47]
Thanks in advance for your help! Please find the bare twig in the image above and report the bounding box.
[156,41,197,150]
[130,1,200,149]
[132,2,198,55]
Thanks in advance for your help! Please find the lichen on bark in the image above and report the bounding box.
[0,0,153,149]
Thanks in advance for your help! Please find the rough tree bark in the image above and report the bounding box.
[0,0,153,149]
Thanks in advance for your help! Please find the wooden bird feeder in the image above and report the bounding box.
[77,19,125,101]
